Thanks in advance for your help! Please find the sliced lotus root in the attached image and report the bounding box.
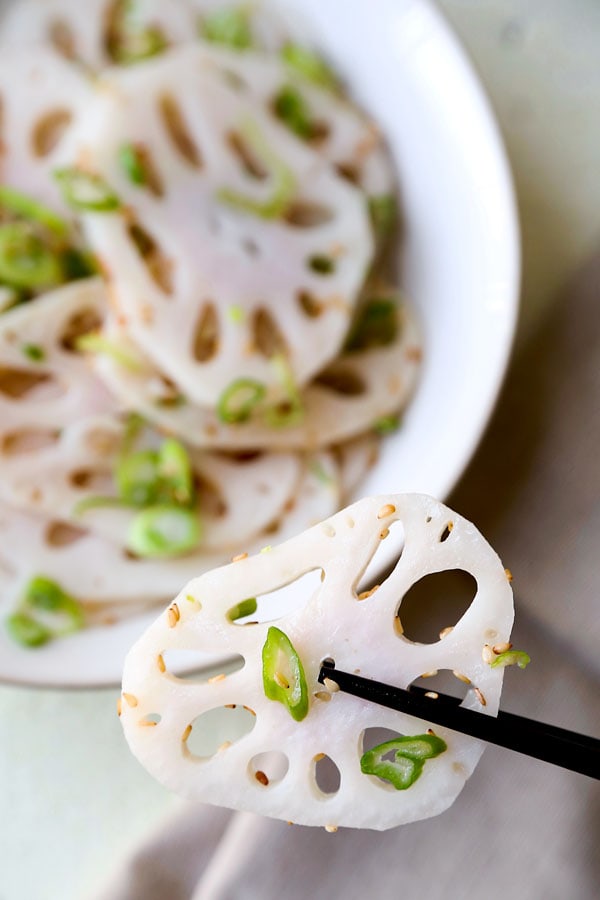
[0,411,303,553]
[62,45,373,405]
[120,494,514,829]
[0,0,196,71]
[0,279,113,456]
[91,300,420,450]
[334,433,381,502]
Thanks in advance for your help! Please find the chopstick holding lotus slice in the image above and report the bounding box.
[120,493,518,830]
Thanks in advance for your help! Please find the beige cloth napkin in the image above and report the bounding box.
[92,253,600,898]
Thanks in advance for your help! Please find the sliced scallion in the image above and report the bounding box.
[490,649,531,670]
[54,168,121,212]
[227,597,258,622]
[157,438,194,506]
[5,576,85,647]
[201,6,253,50]
[262,626,309,722]
[116,449,161,507]
[0,223,62,289]
[281,44,338,91]
[21,343,45,362]
[75,332,145,371]
[273,85,314,139]
[217,378,266,424]
[360,734,447,790]
[5,612,52,648]
[368,194,397,242]
[118,143,147,186]
[264,354,304,428]
[127,505,201,558]
[345,298,397,352]
[373,414,401,435]
[0,185,69,238]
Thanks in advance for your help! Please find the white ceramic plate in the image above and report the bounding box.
[0,0,519,688]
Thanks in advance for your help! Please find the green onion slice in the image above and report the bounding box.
[345,298,398,352]
[227,597,258,622]
[262,625,309,722]
[54,168,121,212]
[281,43,338,91]
[490,649,531,670]
[217,120,296,219]
[5,576,85,647]
[127,505,201,558]
[201,6,253,50]
[273,85,314,139]
[360,734,447,790]
[116,449,161,507]
[264,354,304,428]
[0,223,63,289]
[157,438,194,506]
[368,194,397,242]
[217,378,266,424]
[107,0,167,64]
[373,414,401,435]
[118,143,147,185]
[75,332,145,371]
[21,343,45,362]
[0,185,70,238]
[5,612,52,648]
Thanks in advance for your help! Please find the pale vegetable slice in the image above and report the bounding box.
[120,493,514,829]
[0,0,195,71]
[0,412,302,553]
[0,279,113,450]
[334,433,380,502]
[91,301,420,450]
[62,45,373,405]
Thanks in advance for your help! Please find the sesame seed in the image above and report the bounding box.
[379,527,390,539]
[274,671,289,690]
[377,503,396,519]
[314,691,331,702]
[439,626,454,639]
[425,691,439,699]
[323,677,340,693]
[167,603,180,628]
[321,523,336,537]
[314,753,326,761]
[287,821,294,826]
[474,688,487,706]
[182,724,192,742]
[225,704,237,709]
[208,673,226,684]
[139,718,157,727]
[357,585,380,600]
[505,568,513,582]
[243,705,256,716]
[325,825,338,833]
[427,729,435,735]
[320,569,326,582]
[157,654,166,673]
[116,697,122,717]
[255,771,269,786]
[447,522,454,531]
[453,671,471,684]
[232,552,248,562]
[420,670,439,678]
[482,644,495,664]
[218,741,232,752]
[493,641,512,654]
[123,692,138,708]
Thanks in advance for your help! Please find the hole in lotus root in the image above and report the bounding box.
[248,751,289,787]
[396,570,478,644]
[69,467,113,492]
[129,143,164,197]
[162,650,244,683]
[252,308,287,359]
[158,94,202,169]
[313,754,341,796]
[128,222,173,295]
[227,568,323,626]
[60,307,103,352]
[31,109,73,158]
[194,473,227,519]
[297,290,323,318]
[193,303,219,362]
[48,18,77,60]
[2,428,60,456]
[439,523,454,543]
[356,520,403,601]
[408,669,471,703]
[314,369,366,396]
[185,705,256,759]
[0,367,54,399]
[45,520,87,547]
[227,131,268,180]
[284,201,333,228]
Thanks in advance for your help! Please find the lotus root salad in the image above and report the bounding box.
[0,0,423,647]
[120,494,519,830]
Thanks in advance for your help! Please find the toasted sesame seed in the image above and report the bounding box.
[325,825,338,833]
[377,503,396,519]
[447,521,454,531]
[116,697,122,717]
[243,705,256,716]
[493,641,512,654]
[474,688,487,706]
[208,673,226,684]
[232,552,248,562]
[167,603,180,628]
[314,691,331,702]
[379,527,390,539]
[453,671,471,684]
[427,729,435,736]
[482,644,495,664]
[323,677,340,693]
[157,654,166,673]
[425,691,439,699]
[218,741,232,752]
[225,704,237,709]
[123,692,138,708]
[314,753,326,761]
[357,584,380,600]
[255,771,269,786]
[139,718,157,727]
[420,670,439,679]
[320,569,326,582]
[439,626,454,639]
[274,671,289,689]
[182,724,192,742]
[287,821,294,826]
[505,568,513,582]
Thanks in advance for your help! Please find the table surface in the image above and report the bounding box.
[2,2,600,898]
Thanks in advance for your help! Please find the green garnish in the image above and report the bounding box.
[360,734,447,790]
[281,44,338,91]
[116,449,161,507]
[308,254,335,275]
[118,143,147,186]
[0,186,69,238]
[264,354,304,428]
[373,414,401,435]
[60,247,97,281]
[107,0,167,64]
[273,85,314,139]
[490,650,531,670]
[217,378,266,424]
[21,343,45,362]
[0,223,62,289]
[345,298,397,352]
[227,597,258,622]
[217,120,296,219]
[5,576,84,648]
[227,304,245,324]
[368,194,397,242]
[201,6,253,50]
[262,626,309,722]
[54,168,121,212]
[157,438,194,506]
[309,459,334,485]
[127,505,201,558]
[73,495,129,515]
[75,332,144,371]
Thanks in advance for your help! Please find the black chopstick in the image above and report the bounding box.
[318,663,600,780]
